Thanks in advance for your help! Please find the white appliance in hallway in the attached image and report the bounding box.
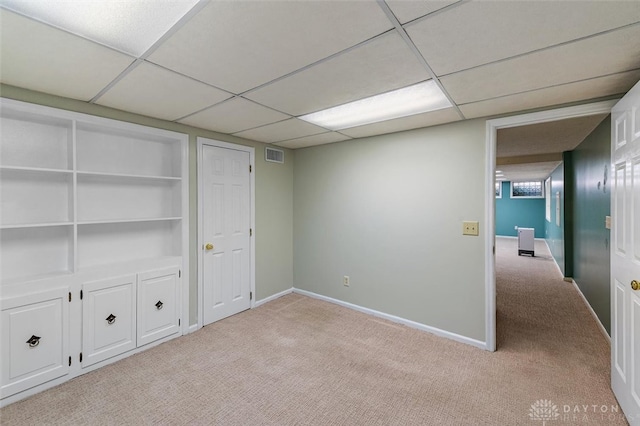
[517,227,535,256]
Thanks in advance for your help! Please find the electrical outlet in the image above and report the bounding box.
[463,221,479,236]
[343,276,350,287]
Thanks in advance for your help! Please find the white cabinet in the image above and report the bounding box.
[0,98,189,404]
[1,288,69,399]
[82,275,137,368]
[137,268,180,347]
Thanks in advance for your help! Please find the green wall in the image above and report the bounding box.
[495,181,545,238]
[572,116,611,333]
[1,84,295,326]
[293,119,487,342]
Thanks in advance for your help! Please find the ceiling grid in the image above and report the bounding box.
[1,0,639,176]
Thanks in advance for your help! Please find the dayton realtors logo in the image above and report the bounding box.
[529,400,560,425]
[529,400,624,423]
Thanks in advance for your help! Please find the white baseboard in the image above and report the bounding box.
[292,288,487,350]
[569,279,610,344]
[255,287,293,307]
[187,323,199,334]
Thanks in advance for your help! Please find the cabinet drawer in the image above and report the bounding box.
[137,268,180,347]
[82,275,136,367]
[1,288,69,399]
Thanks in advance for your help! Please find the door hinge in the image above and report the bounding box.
[80,290,83,300]
[69,356,72,367]
[250,291,253,301]
[179,270,181,278]
[250,228,253,237]
[249,165,252,173]
[80,352,83,363]
[68,292,72,302]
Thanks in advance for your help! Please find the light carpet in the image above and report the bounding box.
[0,237,626,425]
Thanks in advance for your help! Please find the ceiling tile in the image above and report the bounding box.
[245,32,429,115]
[274,132,352,150]
[0,9,134,101]
[0,0,199,57]
[148,1,393,94]
[340,107,460,139]
[179,97,290,134]
[386,0,458,24]
[459,69,640,119]
[234,118,327,144]
[244,32,430,116]
[441,25,640,105]
[498,162,561,181]
[406,1,640,76]
[497,114,608,158]
[95,62,231,121]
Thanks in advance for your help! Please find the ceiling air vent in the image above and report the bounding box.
[265,147,284,164]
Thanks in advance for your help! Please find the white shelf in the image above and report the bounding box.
[0,222,74,230]
[0,166,73,175]
[0,110,73,170]
[1,169,73,227]
[1,226,73,282]
[77,221,181,270]
[76,174,181,222]
[77,217,182,226]
[76,171,181,181]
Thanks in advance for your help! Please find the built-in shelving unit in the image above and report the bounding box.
[0,98,189,404]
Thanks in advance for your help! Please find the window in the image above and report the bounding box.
[495,181,502,198]
[544,178,551,221]
[511,181,544,198]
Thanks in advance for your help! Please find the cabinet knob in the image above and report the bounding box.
[26,335,41,348]
[632,280,640,291]
[155,300,164,310]
[205,243,214,250]
[106,314,116,325]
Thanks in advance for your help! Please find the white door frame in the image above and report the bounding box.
[484,99,617,352]
[196,137,256,329]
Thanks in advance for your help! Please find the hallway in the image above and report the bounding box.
[495,236,624,424]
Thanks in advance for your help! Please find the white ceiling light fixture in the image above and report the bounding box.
[299,80,452,130]
[0,0,200,57]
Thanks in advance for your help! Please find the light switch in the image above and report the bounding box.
[463,221,479,236]
[605,216,611,230]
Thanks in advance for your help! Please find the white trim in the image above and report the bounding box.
[180,134,190,335]
[292,288,486,350]
[570,279,610,343]
[485,99,617,355]
[186,323,199,335]
[485,115,497,352]
[255,288,294,307]
[543,238,566,279]
[196,138,256,328]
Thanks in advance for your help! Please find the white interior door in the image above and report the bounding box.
[202,145,251,325]
[611,80,640,426]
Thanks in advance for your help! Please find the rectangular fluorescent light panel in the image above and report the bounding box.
[299,80,452,130]
[0,0,200,57]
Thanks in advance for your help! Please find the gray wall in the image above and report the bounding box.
[572,116,611,333]
[1,84,294,325]
[293,119,487,341]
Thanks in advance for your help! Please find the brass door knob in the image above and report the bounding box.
[205,243,214,250]
[632,280,640,291]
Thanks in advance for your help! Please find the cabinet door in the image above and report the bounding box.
[82,275,136,367]
[1,288,69,399]
[137,268,180,347]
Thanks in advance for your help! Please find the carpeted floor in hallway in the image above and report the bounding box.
[0,237,625,425]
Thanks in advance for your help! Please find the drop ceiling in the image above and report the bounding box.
[1,0,639,152]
